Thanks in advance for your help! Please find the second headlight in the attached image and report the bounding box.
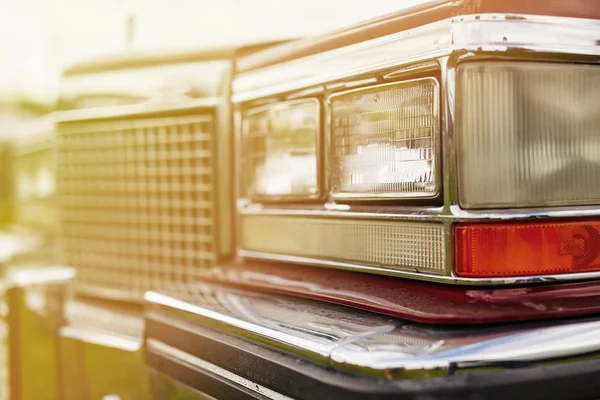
[329,78,440,200]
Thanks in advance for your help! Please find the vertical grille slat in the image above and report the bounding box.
[56,114,217,299]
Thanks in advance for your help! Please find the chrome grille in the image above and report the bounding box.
[56,115,217,299]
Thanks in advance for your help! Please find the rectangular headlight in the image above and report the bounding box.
[240,99,320,200]
[329,78,440,200]
[458,62,600,208]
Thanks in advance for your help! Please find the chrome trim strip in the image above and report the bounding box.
[238,205,446,220]
[240,202,600,222]
[145,285,600,379]
[233,14,600,102]
[145,290,395,363]
[238,249,600,286]
[146,338,294,400]
[331,320,600,377]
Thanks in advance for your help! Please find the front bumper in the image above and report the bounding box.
[144,282,600,400]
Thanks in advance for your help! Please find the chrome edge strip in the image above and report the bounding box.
[233,14,600,102]
[145,291,383,362]
[330,320,600,376]
[145,286,600,379]
[146,338,294,400]
[239,204,600,222]
[238,249,600,286]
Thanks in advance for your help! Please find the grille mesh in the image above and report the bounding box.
[56,115,217,299]
[240,214,445,274]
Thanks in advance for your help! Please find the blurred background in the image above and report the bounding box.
[0,0,423,254]
[0,1,423,398]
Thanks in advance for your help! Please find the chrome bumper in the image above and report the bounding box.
[144,282,600,399]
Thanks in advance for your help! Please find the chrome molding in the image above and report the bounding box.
[238,249,600,286]
[233,14,600,102]
[145,284,600,379]
[331,319,600,376]
[145,288,395,364]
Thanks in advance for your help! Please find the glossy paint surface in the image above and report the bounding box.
[200,262,600,324]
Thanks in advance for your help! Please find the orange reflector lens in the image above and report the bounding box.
[455,220,600,277]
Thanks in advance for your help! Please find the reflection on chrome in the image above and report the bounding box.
[146,284,395,363]
[146,283,600,379]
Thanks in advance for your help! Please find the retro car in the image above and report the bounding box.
[6,1,600,399]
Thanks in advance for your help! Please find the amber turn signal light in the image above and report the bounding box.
[455,220,600,277]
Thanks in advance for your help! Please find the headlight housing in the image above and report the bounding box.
[329,78,440,200]
[240,99,320,201]
[457,61,600,209]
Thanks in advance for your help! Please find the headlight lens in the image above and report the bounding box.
[329,78,440,199]
[241,100,320,200]
[457,61,600,208]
